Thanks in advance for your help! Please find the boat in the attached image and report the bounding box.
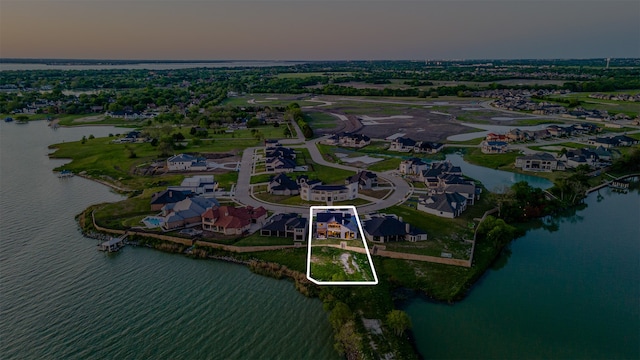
[58,170,74,178]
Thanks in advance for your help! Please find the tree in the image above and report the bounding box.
[386,310,411,337]
[329,302,354,330]
[283,126,292,138]
[334,320,363,360]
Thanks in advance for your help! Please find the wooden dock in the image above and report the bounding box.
[98,234,127,252]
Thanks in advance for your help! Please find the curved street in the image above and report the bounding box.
[232,120,412,216]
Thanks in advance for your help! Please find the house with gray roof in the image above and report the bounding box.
[267,173,300,196]
[399,158,428,175]
[265,156,297,173]
[150,189,191,211]
[167,153,208,171]
[168,175,217,195]
[160,196,219,231]
[389,137,417,152]
[362,215,427,243]
[260,213,308,242]
[346,171,378,190]
[417,192,468,218]
[415,142,444,154]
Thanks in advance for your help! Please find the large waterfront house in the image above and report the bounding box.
[315,211,359,240]
[260,213,308,242]
[515,152,562,172]
[399,158,428,175]
[160,196,220,231]
[362,214,427,243]
[150,189,191,211]
[201,205,267,235]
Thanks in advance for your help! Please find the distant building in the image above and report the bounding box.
[515,153,562,172]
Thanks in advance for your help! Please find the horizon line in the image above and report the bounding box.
[2,57,636,63]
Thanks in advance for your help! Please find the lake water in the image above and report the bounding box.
[0,121,337,359]
[405,188,640,359]
[2,121,637,359]
[0,61,303,71]
[445,153,554,191]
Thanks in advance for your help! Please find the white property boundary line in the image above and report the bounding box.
[306,205,379,286]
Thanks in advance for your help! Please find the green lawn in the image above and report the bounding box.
[462,148,521,170]
[233,232,294,246]
[305,112,338,129]
[367,158,402,172]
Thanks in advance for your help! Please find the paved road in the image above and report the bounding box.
[232,132,413,216]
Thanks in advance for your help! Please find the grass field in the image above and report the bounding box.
[367,158,402,172]
[462,148,521,170]
[304,112,338,129]
[309,247,374,282]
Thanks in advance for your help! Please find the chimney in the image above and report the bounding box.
[405,223,410,234]
[169,191,172,198]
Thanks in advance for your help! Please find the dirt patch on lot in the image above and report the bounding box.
[73,115,106,123]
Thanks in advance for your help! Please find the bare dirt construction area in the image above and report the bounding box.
[303,96,544,142]
[73,115,106,123]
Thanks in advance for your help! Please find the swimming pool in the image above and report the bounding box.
[142,216,164,228]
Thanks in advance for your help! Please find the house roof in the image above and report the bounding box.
[270,173,299,190]
[168,153,196,163]
[150,189,190,205]
[518,152,557,161]
[262,213,307,232]
[420,192,467,213]
[393,137,416,147]
[346,171,377,184]
[202,205,264,230]
[417,142,443,150]
[364,216,426,237]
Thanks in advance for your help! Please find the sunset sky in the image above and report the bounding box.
[1,0,639,60]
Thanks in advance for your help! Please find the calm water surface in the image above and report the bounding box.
[443,153,553,191]
[406,188,640,359]
[0,122,337,359]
